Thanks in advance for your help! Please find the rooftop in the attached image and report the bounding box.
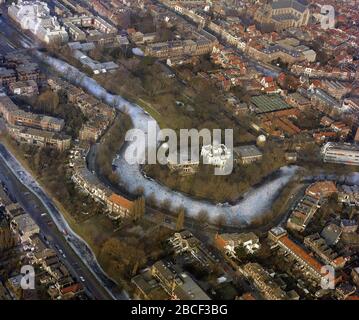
[251,95,292,114]
[108,193,133,210]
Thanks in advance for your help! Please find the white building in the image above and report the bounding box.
[321,142,359,166]
[8,0,68,44]
[201,144,232,168]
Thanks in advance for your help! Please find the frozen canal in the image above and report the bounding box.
[37,52,298,225]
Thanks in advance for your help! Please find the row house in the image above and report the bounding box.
[106,193,134,219]
[72,166,111,203]
[242,262,288,300]
[0,68,17,86]
[304,233,347,270]
[9,80,39,96]
[7,124,71,152]
[268,227,325,284]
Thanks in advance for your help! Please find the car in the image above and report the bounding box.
[80,276,85,282]
[62,254,66,259]
[41,212,47,217]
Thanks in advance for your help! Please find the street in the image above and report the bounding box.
[0,145,119,299]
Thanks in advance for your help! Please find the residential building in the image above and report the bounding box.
[215,232,260,254]
[0,68,16,86]
[168,231,217,268]
[340,219,358,233]
[63,15,117,43]
[72,166,111,203]
[242,262,288,300]
[7,124,71,151]
[321,223,342,246]
[11,213,40,243]
[305,181,337,200]
[106,193,134,219]
[0,96,65,132]
[338,185,359,206]
[268,227,324,283]
[304,233,346,269]
[150,260,211,300]
[287,195,320,232]
[8,80,39,96]
[8,0,69,44]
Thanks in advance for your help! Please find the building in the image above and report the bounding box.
[106,193,134,219]
[340,219,358,233]
[7,124,71,151]
[150,260,210,300]
[286,181,336,232]
[304,233,346,269]
[63,15,117,43]
[250,95,293,115]
[72,166,111,203]
[0,95,65,132]
[69,42,119,75]
[168,231,217,268]
[9,80,39,96]
[6,275,23,300]
[335,282,356,300]
[72,166,135,219]
[287,195,320,232]
[321,142,359,166]
[11,213,40,243]
[166,147,200,176]
[305,181,337,200]
[254,0,310,32]
[201,144,232,168]
[321,223,342,246]
[8,0,69,44]
[145,30,217,59]
[286,92,311,110]
[242,262,288,300]
[215,232,260,254]
[132,259,211,300]
[234,145,263,165]
[268,227,324,283]
[0,68,17,86]
[338,185,359,206]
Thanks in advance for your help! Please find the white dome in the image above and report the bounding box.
[257,135,267,143]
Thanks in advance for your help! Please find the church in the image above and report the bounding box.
[254,0,310,32]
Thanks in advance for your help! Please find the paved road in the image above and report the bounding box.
[0,32,16,54]
[0,145,117,299]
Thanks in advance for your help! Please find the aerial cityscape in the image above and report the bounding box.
[0,0,359,304]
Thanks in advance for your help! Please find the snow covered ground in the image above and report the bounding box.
[37,52,299,225]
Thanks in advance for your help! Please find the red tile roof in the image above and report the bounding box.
[279,236,323,273]
[108,193,133,210]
